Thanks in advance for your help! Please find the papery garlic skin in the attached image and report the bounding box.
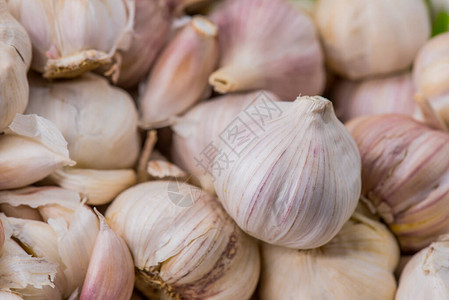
[7,0,134,79]
[139,16,218,129]
[347,114,449,252]
[260,213,399,300]
[106,181,260,300]
[396,235,449,299]
[316,0,430,80]
[0,0,32,131]
[25,74,140,169]
[117,0,172,88]
[80,211,134,300]
[171,91,280,193]
[332,72,416,122]
[209,0,325,99]
[214,96,361,249]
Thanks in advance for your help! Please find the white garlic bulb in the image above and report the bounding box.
[105,181,260,300]
[209,0,325,99]
[7,0,134,79]
[214,95,361,249]
[396,234,449,299]
[25,73,140,169]
[260,213,399,300]
[0,0,32,131]
[316,0,430,80]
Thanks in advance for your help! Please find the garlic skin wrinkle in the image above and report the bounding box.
[106,181,260,300]
[316,0,430,80]
[214,96,361,249]
[0,0,32,131]
[209,0,325,100]
[260,213,399,300]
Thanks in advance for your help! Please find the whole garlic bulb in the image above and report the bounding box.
[105,181,260,300]
[347,114,449,252]
[331,72,416,122]
[209,0,325,100]
[25,74,140,170]
[138,16,218,129]
[260,213,399,300]
[396,234,449,299]
[171,90,280,193]
[214,96,361,249]
[7,0,134,79]
[0,0,31,131]
[316,0,430,80]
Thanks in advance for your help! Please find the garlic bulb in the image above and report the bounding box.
[347,114,449,252]
[105,181,260,300]
[7,0,134,79]
[80,211,134,300]
[259,213,399,300]
[0,0,32,131]
[138,16,218,129]
[316,0,430,80]
[214,95,361,249]
[331,72,416,122]
[25,74,140,169]
[209,0,325,100]
[47,167,137,206]
[171,90,280,193]
[0,114,75,190]
[396,234,449,299]
[117,0,172,88]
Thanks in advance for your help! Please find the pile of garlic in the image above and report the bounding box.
[1,0,449,299]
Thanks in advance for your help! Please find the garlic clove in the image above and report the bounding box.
[171,90,280,193]
[259,213,399,300]
[25,73,140,170]
[0,204,43,221]
[147,160,188,180]
[47,167,137,206]
[80,210,134,300]
[106,181,260,299]
[0,114,75,190]
[138,16,219,129]
[316,0,430,80]
[0,290,23,300]
[213,96,361,249]
[209,0,325,100]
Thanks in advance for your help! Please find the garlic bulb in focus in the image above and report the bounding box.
[209,0,325,100]
[7,0,134,80]
[25,74,140,170]
[260,213,399,300]
[106,181,260,300]
[396,234,449,299]
[0,0,32,131]
[171,90,280,193]
[347,114,449,252]
[214,96,361,249]
[138,16,218,129]
[0,114,75,190]
[316,0,430,80]
[331,72,415,122]
[117,0,173,88]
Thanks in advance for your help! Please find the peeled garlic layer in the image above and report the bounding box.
[347,114,449,252]
[260,213,399,300]
[214,96,361,249]
[139,16,218,129]
[171,90,280,192]
[0,0,32,131]
[209,0,325,99]
[7,0,134,79]
[0,114,75,190]
[25,74,140,169]
[316,0,430,80]
[396,234,449,299]
[106,181,260,300]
